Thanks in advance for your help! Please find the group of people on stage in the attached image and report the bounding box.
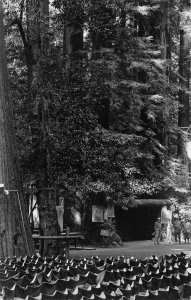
[153,216,191,245]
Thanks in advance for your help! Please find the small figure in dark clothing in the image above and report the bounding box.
[173,217,183,244]
[182,219,191,244]
[154,217,161,245]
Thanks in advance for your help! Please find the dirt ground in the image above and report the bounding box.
[70,240,191,259]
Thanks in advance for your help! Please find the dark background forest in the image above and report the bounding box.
[3,0,191,244]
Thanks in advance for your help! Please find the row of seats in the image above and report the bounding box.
[0,252,191,299]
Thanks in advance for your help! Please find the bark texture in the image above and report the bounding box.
[160,1,171,156]
[0,0,34,257]
[26,1,62,256]
[63,7,83,73]
[37,189,61,257]
[178,0,190,160]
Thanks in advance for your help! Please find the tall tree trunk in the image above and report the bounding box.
[89,2,111,129]
[9,1,35,97]
[38,0,50,186]
[63,5,83,74]
[26,0,61,256]
[178,0,190,161]
[160,1,171,158]
[26,0,51,185]
[0,0,34,257]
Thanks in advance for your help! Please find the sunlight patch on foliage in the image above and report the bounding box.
[134,5,159,15]
[149,94,164,103]
[163,159,190,194]
[86,181,111,193]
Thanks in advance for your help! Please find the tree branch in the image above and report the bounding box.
[10,18,28,48]
[6,17,35,66]
[20,0,25,22]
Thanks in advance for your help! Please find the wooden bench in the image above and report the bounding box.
[33,233,85,258]
[61,231,85,249]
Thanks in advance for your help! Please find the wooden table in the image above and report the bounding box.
[33,234,84,257]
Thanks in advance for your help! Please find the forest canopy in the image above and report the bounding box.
[3,0,191,208]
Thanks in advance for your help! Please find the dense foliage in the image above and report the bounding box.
[3,0,191,228]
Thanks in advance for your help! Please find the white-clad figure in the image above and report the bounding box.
[56,192,65,231]
[161,206,172,243]
[166,220,173,244]
[161,206,172,225]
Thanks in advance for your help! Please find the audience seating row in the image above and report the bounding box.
[0,252,190,299]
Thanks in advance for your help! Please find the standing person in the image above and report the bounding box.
[182,219,191,244]
[166,220,173,244]
[154,217,161,245]
[160,223,167,241]
[173,217,183,244]
[56,190,65,232]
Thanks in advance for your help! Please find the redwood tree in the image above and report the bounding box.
[0,0,34,257]
[178,0,190,160]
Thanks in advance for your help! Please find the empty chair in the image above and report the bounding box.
[178,283,191,299]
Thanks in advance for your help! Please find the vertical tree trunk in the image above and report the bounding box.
[0,0,34,257]
[63,6,83,74]
[38,0,50,186]
[37,188,61,256]
[178,0,190,160]
[89,2,111,129]
[27,0,51,185]
[34,1,62,255]
[160,1,171,157]
[26,0,61,256]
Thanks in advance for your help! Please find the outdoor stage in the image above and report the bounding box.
[70,240,191,260]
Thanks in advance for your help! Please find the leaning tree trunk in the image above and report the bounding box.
[0,0,34,257]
